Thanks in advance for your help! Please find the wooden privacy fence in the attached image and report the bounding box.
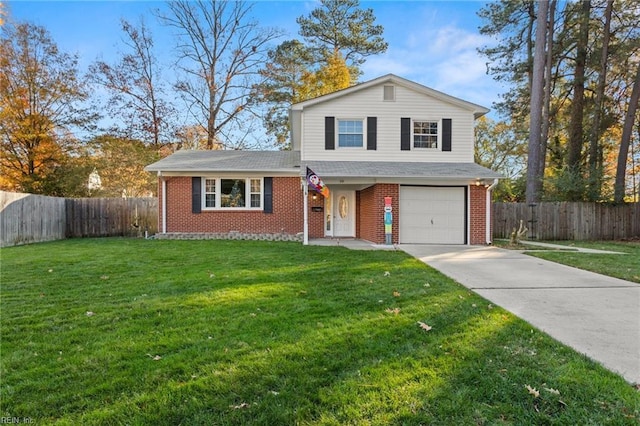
[1,191,158,247]
[65,197,157,239]
[493,202,640,241]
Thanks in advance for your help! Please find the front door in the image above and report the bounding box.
[332,190,356,237]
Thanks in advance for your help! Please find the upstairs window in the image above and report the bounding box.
[338,120,363,148]
[413,121,438,149]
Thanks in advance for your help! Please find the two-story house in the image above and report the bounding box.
[145,74,501,245]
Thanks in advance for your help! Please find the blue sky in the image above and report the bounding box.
[7,0,503,116]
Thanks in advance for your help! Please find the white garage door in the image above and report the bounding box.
[399,186,466,244]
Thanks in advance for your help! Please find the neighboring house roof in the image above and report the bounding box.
[304,161,502,180]
[145,150,301,173]
[291,74,490,119]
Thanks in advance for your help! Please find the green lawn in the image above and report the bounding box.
[526,241,640,284]
[1,239,638,425]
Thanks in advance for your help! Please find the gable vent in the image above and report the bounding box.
[383,85,395,101]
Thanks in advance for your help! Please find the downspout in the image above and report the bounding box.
[485,178,499,244]
[161,174,167,234]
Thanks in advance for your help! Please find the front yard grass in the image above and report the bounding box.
[1,239,638,424]
[526,241,640,284]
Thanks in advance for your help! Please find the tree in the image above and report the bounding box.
[296,0,387,79]
[614,63,640,202]
[88,135,161,197]
[256,40,315,146]
[0,22,95,194]
[587,0,613,199]
[157,0,283,149]
[478,0,640,202]
[89,19,175,148]
[475,117,528,201]
[526,0,548,204]
[258,0,386,148]
[564,0,591,201]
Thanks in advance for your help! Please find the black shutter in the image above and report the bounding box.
[442,118,452,151]
[263,177,273,214]
[367,117,377,150]
[192,177,201,214]
[325,116,335,150]
[401,118,411,151]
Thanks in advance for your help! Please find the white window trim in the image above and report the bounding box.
[201,177,264,211]
[336,118,365,149]
[412,119,441,150]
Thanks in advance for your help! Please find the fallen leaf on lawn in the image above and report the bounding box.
[208,271,215,278]
[544,387,560,395]
[393,291,401,297]
[383,271,391,277]
[385,308,400,315]
[231,402,250,409]
[417,321,432,331]
[472,304,477,308]
[424,283,430,287]
[86,311,95,317]
[525,384,540,398]
[249,313,257,317]
[100,275,109,280]
[488,304,494,309]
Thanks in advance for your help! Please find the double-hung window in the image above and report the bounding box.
[413,121,438,149]
[203,178,262,210]
[338,120,363,148]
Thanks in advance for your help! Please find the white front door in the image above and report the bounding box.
[332,190,356,237]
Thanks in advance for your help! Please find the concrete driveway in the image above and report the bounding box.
[400,244,640,385]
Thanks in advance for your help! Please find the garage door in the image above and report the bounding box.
[399,186,466,244]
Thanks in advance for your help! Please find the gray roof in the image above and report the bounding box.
[145,150,301,173]
[304,161,503,179]
[145,149,501,180]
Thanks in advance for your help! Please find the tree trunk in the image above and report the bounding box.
[526,0,549,204]
[614,63,640,203]
[539,0,557,183]
[587,0,613,200]
[566,0,591,200]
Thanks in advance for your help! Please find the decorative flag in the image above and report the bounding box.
[306,167,330,198]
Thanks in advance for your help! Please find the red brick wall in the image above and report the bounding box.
[308,192,325,238]
[469,185,487,245]
[357,184,399,244]
[160,176,303,235]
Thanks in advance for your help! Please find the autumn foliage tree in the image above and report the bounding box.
[0,22,95,193]
[479,0,640,202]
[258,0,387,148]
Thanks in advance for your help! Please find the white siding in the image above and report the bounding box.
[300,84,476,162]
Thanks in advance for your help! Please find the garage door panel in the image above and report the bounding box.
[399,186,465,244]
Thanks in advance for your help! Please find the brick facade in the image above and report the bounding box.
[357,184,399,244]
[158,178,490,245]
[469,185,487,245]
[160,176,303,237]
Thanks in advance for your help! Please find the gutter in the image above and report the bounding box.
[485,179,499,244]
